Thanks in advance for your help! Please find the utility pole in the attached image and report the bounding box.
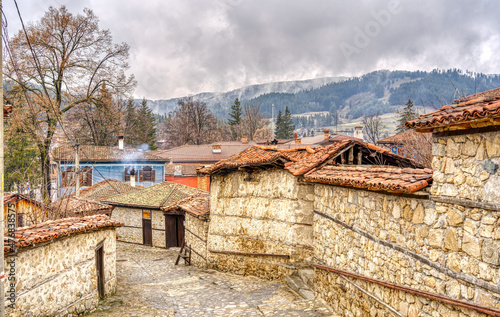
[0,0,6,314]
[271,104,275,139]
[75,143,80,197]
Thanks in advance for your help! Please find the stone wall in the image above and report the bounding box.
[207,169,315,280]
[431,130,500,202]
[4,228,117,316]
[112,206,166,248]
[313,184,500,316]
[185,213,209,266]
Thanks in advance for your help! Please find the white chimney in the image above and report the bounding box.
[212,144,222,154]
[118,133,124,150]
[130,168,136,187]
[353,126,364,140]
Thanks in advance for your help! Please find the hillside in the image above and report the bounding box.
[145,69,500,122]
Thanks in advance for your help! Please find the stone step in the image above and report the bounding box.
[298,269,314,290]
[286,271,315,300]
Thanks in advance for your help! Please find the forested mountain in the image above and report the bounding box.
[145,69,500,121]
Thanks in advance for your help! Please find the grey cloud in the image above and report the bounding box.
[4,0,500,99]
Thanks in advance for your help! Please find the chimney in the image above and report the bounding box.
[295,138,302,145]
[118,133,124,150]
[241,136,248,144]
[130,168,136,187]
[294,132,298,140]
[353,126,364,140]
[212,144,222,154]
[324,128,330,140]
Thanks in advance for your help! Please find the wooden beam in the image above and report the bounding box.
[341,152,345,164]
[431,195,500,211]
[348,147,354,164]
[357,151,362,165]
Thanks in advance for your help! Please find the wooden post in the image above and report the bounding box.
[357,151,363,165]
[348,147,354,164]
[75,143,80,197]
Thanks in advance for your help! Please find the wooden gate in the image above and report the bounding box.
[165,214,185,248]
[95,245,105,299]
[142,218,153,246]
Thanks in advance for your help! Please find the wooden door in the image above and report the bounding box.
[165,215,178,249]
[142,218,153,246]
[95,246,105,299]
[176,215,185,247]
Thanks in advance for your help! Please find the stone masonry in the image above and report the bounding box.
[4,228,118,316]
[207,169,315,280]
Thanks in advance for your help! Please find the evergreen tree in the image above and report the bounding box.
[396,99,419,133]
[228,98,242,126]
[281,106,295,139]
[275,110,283,138]
[124,98,158,150]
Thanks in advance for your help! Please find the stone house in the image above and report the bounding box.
[104,181,207,248]
[4,215,123,316]
[198,87,500,317]
[163,193,210,266]
[198,140,423,281]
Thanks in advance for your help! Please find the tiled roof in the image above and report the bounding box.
[52,145,167,162]
[199,140,422,175]
[377,130,431,145]
[102,181,205,209]
[76,179,142,201]
[49,196,113,218]
[3,105,13,118]
[197,145,317,174]
[163,193,210,218]
[4,193,43,207]
[304,166,433,194]
[317,134,363,145]
[151,143,256,163]
[4,215,123,252]
[406,87,500,131]
[285,140,352,176]
[165,163,201,176]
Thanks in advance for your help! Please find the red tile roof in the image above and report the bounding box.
[199,140,422,176]
[49,196,113,218]
[152,143,256,163]
[52,145,167,162]
[406,87,500,132]
[3,105,13,118]
[197,145,317,174]
[165,163,201,176]
[4,215,123,252]
[304,166,433,194]
[163,193,210,218]
[4,193,43,207]
[377,130,431,145]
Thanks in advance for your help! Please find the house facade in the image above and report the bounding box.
[4,215,123,316]
[52,144,167,198]
[104,181,206,249]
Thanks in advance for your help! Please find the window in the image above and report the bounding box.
[142,210,151,219]
[81,166,93,186]
[61,167,75,187]
[139,166,155,182]
[124,166,133,182]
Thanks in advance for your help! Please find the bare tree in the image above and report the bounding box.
[241,104,267,141]
[4,6,135,202]
[362,112,384,144]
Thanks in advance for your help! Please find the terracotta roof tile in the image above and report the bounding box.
[163,193,210,218]
[165,163,201,176]
[3,105,13,118]
[4,215,123,252]
[49,196,113,218]
[406,87,500,131]
[304,165,433,194]
[102,181,206,209]
[197,146,318,174]
[199,140,422,175]
[53,145,167,162]
[4,193,43,207]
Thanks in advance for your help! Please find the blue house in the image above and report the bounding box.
[52,144,168,198]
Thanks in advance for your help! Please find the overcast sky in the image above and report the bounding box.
[4,0,500,99]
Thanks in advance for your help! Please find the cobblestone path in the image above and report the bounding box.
[88,242,335,317]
